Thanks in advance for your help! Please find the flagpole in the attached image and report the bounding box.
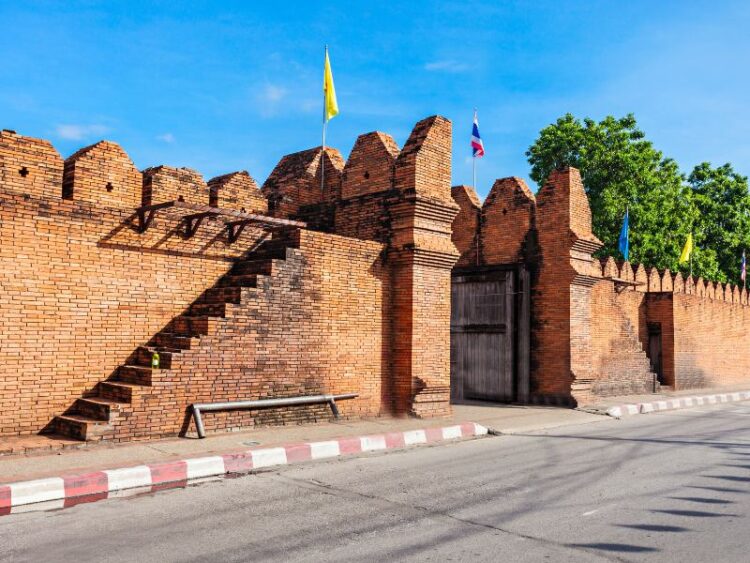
[321,45,327,196]
[626,205,629,261]
[472,156,476,191]
[690,232,693,278]
[472,108,477,191]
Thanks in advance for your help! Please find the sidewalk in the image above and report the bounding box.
[0,404,601,485]
[580,384,750,417]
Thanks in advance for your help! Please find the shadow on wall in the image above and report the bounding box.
[97,207,276,261]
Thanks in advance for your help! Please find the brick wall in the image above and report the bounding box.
[142,165,210,206]
[480,177,536,265]
[0,187,240,436]
[77,228,388,441]
[63,141,142,208]
[0,177,388,438]
[208,171,268,214]
[262,147,344,218]
[451,167,662,405]
[670,291,750,389]
[451,185,480,267]
[1,116,458,440]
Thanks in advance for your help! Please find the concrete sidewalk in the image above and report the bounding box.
[0,404,602,485]
[580,384,750,417]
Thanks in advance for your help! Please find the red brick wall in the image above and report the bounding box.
[142,165,210,206]
[451,185,480,267]
[532,168,603,402]
[1,129,62,199]
[100,229,388,440]
[660,285,750,390]
[390,117,459,417]
[0,188,239,436]
[341,132,399,200]
[262,147,344,218]
[63,141,142,208]
[645,292,675,387]
[590,280,656,396]
[208,171,268,214]
[589,261,750,395]
[1,116,458,439]
[480,177,535,265]
[0,181,391,437]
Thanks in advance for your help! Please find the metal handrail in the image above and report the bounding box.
[190,393,358,438]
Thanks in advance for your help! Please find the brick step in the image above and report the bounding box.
[134,346,176,369]
[152,332,200,350]
[97,381,148,403]
[52,414,113,441]
[249,240,293,260]
[115,365,159,385]
[232,259,275,276]
[199,287,244,304]
[218,274,259,288]
[71,397,124,421]
[170,316,219,337]
[187,302,228,317]
[604,354,652,366]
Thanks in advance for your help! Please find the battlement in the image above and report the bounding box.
[0,129,63,200]
[63,140,142,208]
[208,171,268,214]
[263,115,453,222]
[598,257,750,306]
[2,115,452,223]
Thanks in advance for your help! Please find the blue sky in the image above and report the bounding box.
[1,1,749,199]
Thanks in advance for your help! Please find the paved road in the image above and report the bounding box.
[2,403,750,562]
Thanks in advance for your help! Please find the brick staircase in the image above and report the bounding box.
[590,304,659,397]
[46,228,301,442]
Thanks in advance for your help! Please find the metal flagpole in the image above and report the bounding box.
[321,45,327,196]
[474,152,479,267]
[472,154,476,191]
[472,107,477,191]
[473,108,478,266]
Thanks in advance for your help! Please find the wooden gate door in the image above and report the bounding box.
[450,270,516,402]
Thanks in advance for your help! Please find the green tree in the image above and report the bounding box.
[688,163,750,284]
[526,113,721,279]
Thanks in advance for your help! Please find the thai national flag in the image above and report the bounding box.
[471,111,485,158]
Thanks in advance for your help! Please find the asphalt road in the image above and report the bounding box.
[2,402,750,562]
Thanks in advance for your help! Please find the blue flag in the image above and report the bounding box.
[618,209,629,261]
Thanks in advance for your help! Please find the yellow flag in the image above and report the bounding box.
[679,233,693,264]
[323,48,339,122]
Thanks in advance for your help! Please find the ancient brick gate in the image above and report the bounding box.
[450,266,530,403]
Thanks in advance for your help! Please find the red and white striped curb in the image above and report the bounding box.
[0,422,487,515]
[606,390,750,418]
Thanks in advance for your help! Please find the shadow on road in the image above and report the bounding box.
[652,509,738,518]
[667,496,734,504]
[570,542,658,553]
[617,523,690,533]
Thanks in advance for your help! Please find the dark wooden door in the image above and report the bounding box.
[648,323,663,384]
[450,270,515,402]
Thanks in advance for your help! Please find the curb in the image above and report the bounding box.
[0,422,488,515]
[606,390,750,418]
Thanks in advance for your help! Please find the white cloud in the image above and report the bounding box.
[55,124,109,141]
[262,84,287,102]
[156,133,175,143]
[256,84,289,117]
[424,60,470,73]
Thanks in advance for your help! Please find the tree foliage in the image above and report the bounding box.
[526,114,750,283]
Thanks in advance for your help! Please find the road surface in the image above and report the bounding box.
[2,402,750,562]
